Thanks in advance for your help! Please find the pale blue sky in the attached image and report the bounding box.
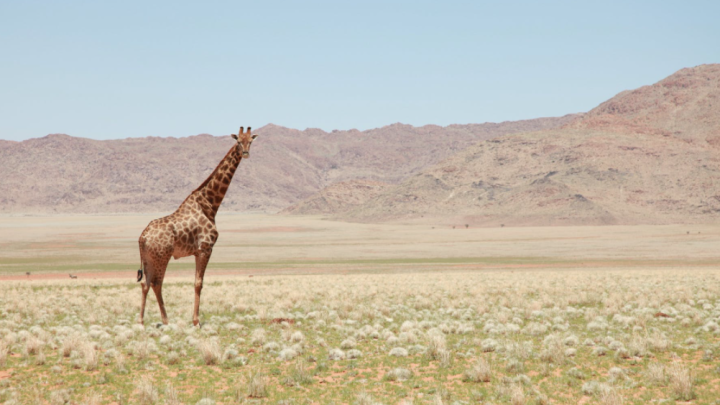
[1,0,718,141]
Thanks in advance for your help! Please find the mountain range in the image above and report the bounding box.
[2,64,718,226]
[0,116,575,214]
[297,64,720,225]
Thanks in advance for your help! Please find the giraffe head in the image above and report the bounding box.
[231,126,258,158]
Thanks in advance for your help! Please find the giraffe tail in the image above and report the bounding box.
[137,258,144,282]
[138,238,145,282]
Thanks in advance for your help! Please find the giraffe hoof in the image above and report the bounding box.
[155,322,163,329]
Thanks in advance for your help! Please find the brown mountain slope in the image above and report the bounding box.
[0,116,576,214]
[336,64,720,225]
[577,64,720,142]
[280,180,391,215]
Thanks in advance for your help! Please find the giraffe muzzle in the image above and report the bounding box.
[242,152,249,158]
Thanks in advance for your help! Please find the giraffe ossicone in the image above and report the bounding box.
[137,126,258,326]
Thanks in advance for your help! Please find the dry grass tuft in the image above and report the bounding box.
[510,384,526,405]
[197,339,221,365]
[82,341,98,371]
[645,363,666,386]
[355,391,383,405]
[164,384,183,405]
[426,333,447,360]
[0,340,8,367]
[250,328,266,346]
[384,368,413,381]
[289,360,314,386]
[667,363,694,401]
[61,333,82,358]
[49,389,71,405]
[463,358,492,382]
[136,379,159,405]
[248,371,269,398]
[598,384,623,405]
[25,336,43,355]
[79,392,103,405]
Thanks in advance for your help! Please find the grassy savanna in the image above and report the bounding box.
[0,214,720,404]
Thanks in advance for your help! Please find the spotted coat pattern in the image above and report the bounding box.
[138,127,257,326]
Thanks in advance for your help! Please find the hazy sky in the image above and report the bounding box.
[1,0,719,141]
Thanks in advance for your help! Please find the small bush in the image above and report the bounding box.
[340,337,357,350]
[165,384,182,405]
[198,340,221,365]
[278,347,298,361]
[25,336,43,355]
[166,351,180,365]
[329,348,346,360]
[384,368,413,381]
[506,358,525,374]
[250,328,266,346]
[481,338,499,353]
[598,384,623,405]
[645,363,665,386]
[247,371,268,398]
[136,380,159,405]
[79,392,103,405]
[592,346,608,356]
[62,334,82,358]
[49,389,71,405]
[438,349,452,368]
[346,349,362,359]
[354,391,381,405]
[290,360,314,385]
[82,342,98,371]
[0,340,7,367]
[427,334,447,359]
[290,331,304,343]
[539,335,565,364]
[389,347,409,357]
[463,358,491,382]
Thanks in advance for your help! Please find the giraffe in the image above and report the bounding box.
[137,126,258,326]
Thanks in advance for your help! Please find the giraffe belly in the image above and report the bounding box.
[172,246,194,260]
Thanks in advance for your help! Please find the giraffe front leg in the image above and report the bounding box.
[193,243,213,326]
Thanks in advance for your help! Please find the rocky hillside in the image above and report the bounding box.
[0,117,576,214]
[331,64,720,225]
[280,180,391,215]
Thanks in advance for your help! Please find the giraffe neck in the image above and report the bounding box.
[192,145,242,220]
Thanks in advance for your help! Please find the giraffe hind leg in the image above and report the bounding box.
[138,243,149,323]
[152,283,169,325]
[139,277,150,325]
[149,254,171,325]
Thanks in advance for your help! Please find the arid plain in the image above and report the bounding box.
[2,214,719,277]
[1,214,720,404]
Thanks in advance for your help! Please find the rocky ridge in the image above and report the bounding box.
[0,117,576,214]
[325,64,720,225]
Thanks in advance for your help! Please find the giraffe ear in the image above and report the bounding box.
[251,134,258,140]
[231,134,238,140]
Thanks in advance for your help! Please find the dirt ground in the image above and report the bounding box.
[1,213,719,278]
